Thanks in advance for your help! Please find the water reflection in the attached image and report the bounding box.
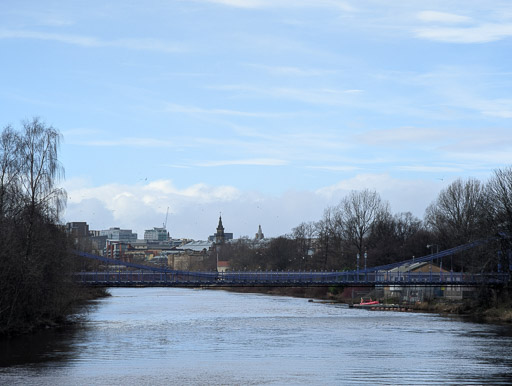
[1,288,512,385]
[0,327,80,367]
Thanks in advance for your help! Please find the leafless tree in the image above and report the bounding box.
[394,212,423,243]
[317,206,346,269]
[338,189,390,258]
[292,221,317,269]
[18,118,67,257]
[0,125,21,219]
[487,166,512,238]
[0,119,78,336]
[425,178,487,245]
[19,117,66,222]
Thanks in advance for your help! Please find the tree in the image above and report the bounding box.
[487,166,512,238]
[316,207,346,270]
[18,118,67,256]
[263,236,296,271]
[0,125,21,219]
[0,118,82,336]
[425,178,487,245]
[425,178,491,273]
[292,221,317,270]
[339,189,390,259]
[367,211,426,267]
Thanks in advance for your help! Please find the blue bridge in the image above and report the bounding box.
[74,237,511,288]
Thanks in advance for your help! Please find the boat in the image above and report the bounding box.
[354,297,379,307]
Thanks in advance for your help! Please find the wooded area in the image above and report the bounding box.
[223,170,512,274]
[0,118,85,336]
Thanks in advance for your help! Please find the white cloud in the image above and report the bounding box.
[357,127,444,145]
[399,67,512,120]
[210,84,364,107]
[80,137,177,148]
[0,29,185,52]
[63,174,449,239]
[307,165,360,172]
[196,158,288,167]
[245,63,336,77]
[415,23,512,43]
[198,0,265,8]
[316,173,444,217]
[62,128,103,137]
[195,0,354,11]
[417,11,472,24]
[165,103,285,118]
[63,179,246,238]
[397,165,463,173]
[479,98,512,118]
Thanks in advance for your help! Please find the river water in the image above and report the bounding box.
[1,288,512,385]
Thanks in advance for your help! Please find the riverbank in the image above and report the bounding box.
[0,286,110,337]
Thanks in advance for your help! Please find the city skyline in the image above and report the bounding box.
[1,1,511,239]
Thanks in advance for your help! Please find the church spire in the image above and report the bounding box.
[216,214,225,244]
[255,224,264,240]
[217,213,224,231]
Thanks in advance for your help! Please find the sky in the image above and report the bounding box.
[1,0,511,240]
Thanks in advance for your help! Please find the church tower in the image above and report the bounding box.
[255,225,264,240]
[216,215,225,244]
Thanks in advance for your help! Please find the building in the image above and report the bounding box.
[217,260,230,273]
[66,222,89,238]
[383,261,453,301]
[66,221,96,252]
[208,215,233,243]
[90,234,108,256]
[144,227,169,242]
[255,225,264,240]
[166,240,213,270]
[99,227,137,243]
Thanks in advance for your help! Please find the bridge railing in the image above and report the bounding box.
[75,270,510,286]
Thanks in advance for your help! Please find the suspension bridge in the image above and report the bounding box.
[74,236,511,288]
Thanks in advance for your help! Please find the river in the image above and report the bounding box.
[1,287,512,385]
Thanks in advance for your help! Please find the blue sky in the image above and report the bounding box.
[1,0,511,239]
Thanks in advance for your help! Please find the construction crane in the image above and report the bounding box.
[163,206,169,229]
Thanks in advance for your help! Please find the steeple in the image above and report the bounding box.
[255,224,264,240]
[217,214,224,231]
[216,214,225,244]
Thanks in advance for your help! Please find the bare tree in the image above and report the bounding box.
[19,118,66,220]
[0,125,21,219]
[339,189,389,258]
[18,118,67,256]
[367,211,426,266]
[394,212,423,243]
[292,221,317,269]
[487,166,512,238]
[317,206,346,269]
[0,119,81,335]
[425,178,487,245]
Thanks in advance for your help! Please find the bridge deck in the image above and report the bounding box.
[76,271,509,287]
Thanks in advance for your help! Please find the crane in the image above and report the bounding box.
[163,206,169,229]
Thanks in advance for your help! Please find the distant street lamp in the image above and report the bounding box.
[364,251,368,281]
[356,253,360,278]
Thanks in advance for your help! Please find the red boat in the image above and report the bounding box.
[358,298,379,306]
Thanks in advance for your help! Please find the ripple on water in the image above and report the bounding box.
[1,288,512,385]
